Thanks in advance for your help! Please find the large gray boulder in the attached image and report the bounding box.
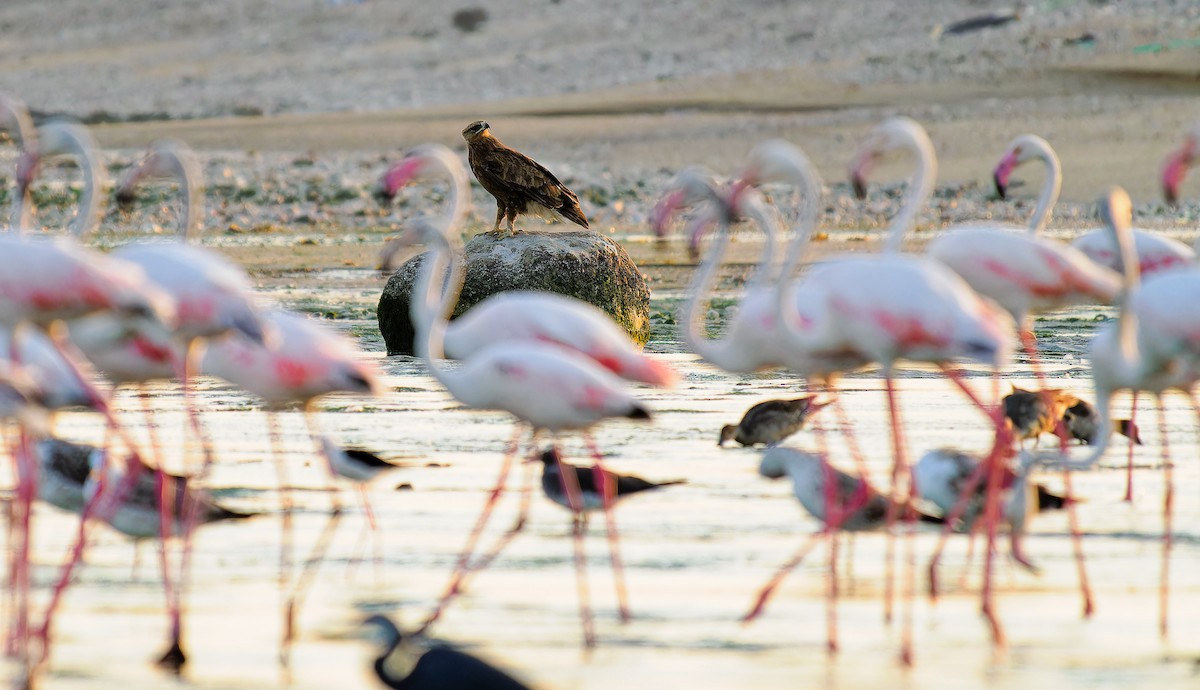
[378,231,650,355]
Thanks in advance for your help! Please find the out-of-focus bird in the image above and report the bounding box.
[719,396,831,447]
[992,133,1194,277]
[1003,385,1140,446]
[85,447,257,540]
[1161,121,1200,206]
[363,615,536,690]
[914,447,1072,573]
[461,120,588,235]
[537,448,684,513]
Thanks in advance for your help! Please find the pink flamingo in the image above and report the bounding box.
[377,143,676,387]
[202,307,380,664]
[1161,121,1200,207]
[60,138,264,670]
[993,134,1181,502]
[377,144,676,640]
[397,212,655,649]
[993,132,1194,277]
[1056,186,1200,639]
[0,122,175,685]
[789,117,1018,658]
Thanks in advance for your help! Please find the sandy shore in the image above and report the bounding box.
[2,0,1199,247]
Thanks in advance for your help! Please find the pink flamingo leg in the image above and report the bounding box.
[880,374,917,665]
[137,386,184,669]
[465,451,535,578]
[811,411,842,654]
[584,434,631,623]
[554,446,595,649]
[265,411,296,667]
[1156,398,1172,638]
[282,411,346,667]
[1020,328,1093,615]
[741,531,825,624]
[1123,392,1139,502]
[417,426,523,634]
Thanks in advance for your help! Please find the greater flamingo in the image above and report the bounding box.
[398,214,655,648]
[819,117,1022,654]
[1055,186,1200,638]
[993,133,1194,277]
[202,307,380,665]
[0,121,176,684]
[1160,121,1200,206]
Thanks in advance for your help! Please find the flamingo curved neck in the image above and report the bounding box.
[681,212,740,367]
[1024,138,1062,234]
[778,158,823,281]
[1069,194,1141,470]
[162,148,204,242]
[883,131,936,255]
[423,148,472,235]
[37,124,105,241]
[2,98,35,231]
[412,230,474,402]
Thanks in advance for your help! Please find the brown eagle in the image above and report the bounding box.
[461,120,589,236]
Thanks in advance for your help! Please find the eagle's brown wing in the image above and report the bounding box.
[476,145,589,229]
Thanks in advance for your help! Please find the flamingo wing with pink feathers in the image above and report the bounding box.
[927,227,1121,319]
[444,290,676,387]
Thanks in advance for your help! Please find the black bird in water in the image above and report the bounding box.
[719,396,831,447]
[363,615,535,690]
[538,448,685,512]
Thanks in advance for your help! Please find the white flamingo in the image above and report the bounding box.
[202,307,380,665]
[1055,186,1200,639]
[398,212,654,649]
[992,133,1194,278]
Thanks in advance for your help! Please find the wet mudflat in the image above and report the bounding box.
[4,249,1200,690]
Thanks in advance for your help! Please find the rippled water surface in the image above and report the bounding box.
[4,263,1200,689]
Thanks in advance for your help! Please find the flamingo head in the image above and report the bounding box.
[115,143,175,210]
[377,217,445,271]
[1162,134,1196,206]
[650,188,687,239]
[992,148,1023,200]
[848,147,879,200]
[651,167,724,237]
[374,154,427,205]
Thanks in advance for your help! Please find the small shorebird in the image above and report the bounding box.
[363,615,535,690]
[744,447,943,655]
[1003,385,1140,446]
[537,448,684,514]
[719,396,831,447]
[914,447,1073,574]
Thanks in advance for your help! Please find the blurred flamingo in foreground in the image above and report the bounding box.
[203,307,380,665]
[395,211,655,649]
[1055,185,1200,639]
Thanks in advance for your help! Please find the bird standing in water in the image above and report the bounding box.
[537,448,684,514]
[461,121,589,236]
[719,396,831,447]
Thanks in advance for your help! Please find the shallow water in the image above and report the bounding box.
[3,274,1200,689]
